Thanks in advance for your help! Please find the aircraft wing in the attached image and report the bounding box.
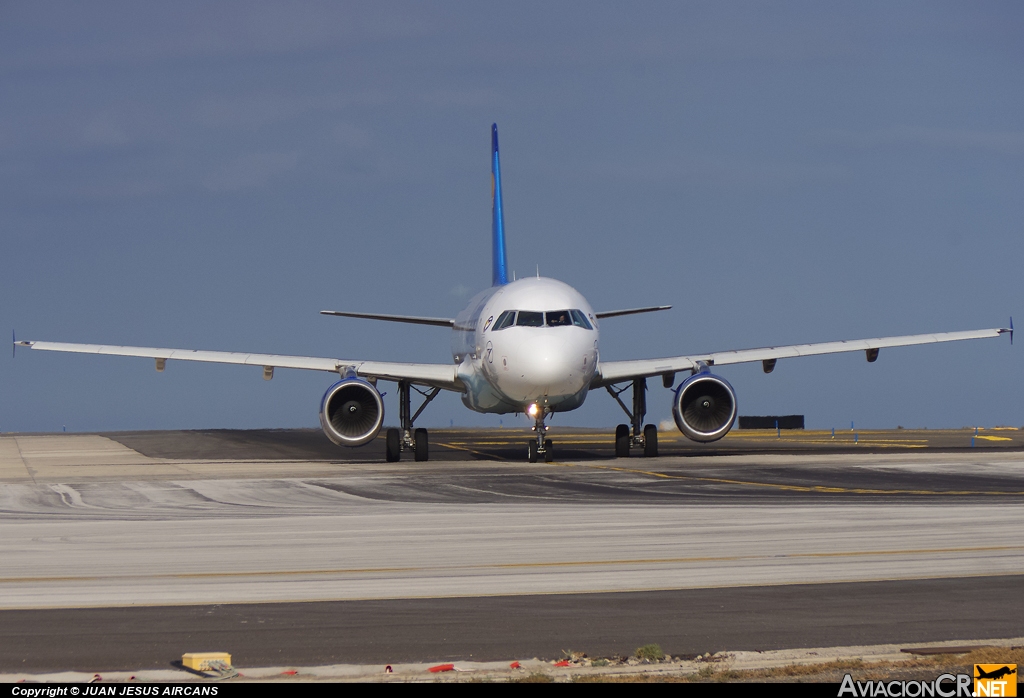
[593,327,1011,387]
[14,341,463,391]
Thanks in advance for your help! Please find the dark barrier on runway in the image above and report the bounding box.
[739,415,805,430]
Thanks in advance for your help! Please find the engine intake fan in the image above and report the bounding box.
[319,377,384,447]
[672,372,737,443]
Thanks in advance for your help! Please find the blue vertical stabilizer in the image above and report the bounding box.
[491,124,509,286]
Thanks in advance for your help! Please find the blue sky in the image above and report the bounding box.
[2,1,1021,433]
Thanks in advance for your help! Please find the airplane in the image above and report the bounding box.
[975,666,1016,681]
[14,125,1014,463]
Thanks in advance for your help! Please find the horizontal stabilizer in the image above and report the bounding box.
[320,310,454,327]
[595,305,672,319]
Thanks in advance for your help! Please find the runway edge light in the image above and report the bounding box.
[182,652,232,671]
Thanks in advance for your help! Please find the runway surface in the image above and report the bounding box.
[1,429,1022,670]
[106,425,1024,462]
[3,577,1022,672]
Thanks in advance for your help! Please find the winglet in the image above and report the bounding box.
[11,330,14,359]
[1011,316,1014,345]
[13,333,33,357]
[491,124,509,286]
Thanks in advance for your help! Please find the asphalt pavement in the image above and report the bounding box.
[0,429,1021,673]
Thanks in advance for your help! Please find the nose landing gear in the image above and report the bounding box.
[527,406,554,463]
[606,378,659,458]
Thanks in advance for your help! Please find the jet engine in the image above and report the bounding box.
[319,377,384,447]
[672,372,737,443]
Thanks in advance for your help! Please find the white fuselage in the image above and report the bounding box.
[452,277,600,414]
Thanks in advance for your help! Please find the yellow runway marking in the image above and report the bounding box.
[736,437,929,443]
[447,440,614,447]
[441,434,1013,449]
[3,544,1022,585]
[725,441,929,448]
[434,441,512,461]
[435,431,1020,494]
[559,462,1024,496]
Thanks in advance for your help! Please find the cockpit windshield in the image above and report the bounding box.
[492,309,593,330]
[546,310,572,327]
[515,311,544,327]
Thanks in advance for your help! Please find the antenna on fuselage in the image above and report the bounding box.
[536,264,539,278]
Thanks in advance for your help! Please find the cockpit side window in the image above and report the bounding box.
[570,309,593,329]
[546,310,572,327]
[493,310,516,331]
[516,310,544,327]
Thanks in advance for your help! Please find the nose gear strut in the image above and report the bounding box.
[528,406,554,463]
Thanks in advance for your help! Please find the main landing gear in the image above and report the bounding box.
[385,380,440,462]
[606,378,658,458]
[527,406,554,463]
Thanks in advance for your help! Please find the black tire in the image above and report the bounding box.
[643,424,658,458]
[414,428,429,462]
[528,440,539,463]
[615,424,630,458]
[544,441,554,462]
[385,428,401,462]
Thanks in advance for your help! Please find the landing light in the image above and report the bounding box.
[527,403,540,417]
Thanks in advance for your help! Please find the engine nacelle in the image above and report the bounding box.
[319,377,384,447]
[672,372,737,443]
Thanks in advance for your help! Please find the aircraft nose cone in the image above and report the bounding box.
[520,336,566,381]
[503,334,587,401]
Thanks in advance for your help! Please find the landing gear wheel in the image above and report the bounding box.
[643,424,658,458]
[414,428,429,462]
[615,424,630,458]
[528,440,539,463]
[544,441,554,462]
[385,428,401,462]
